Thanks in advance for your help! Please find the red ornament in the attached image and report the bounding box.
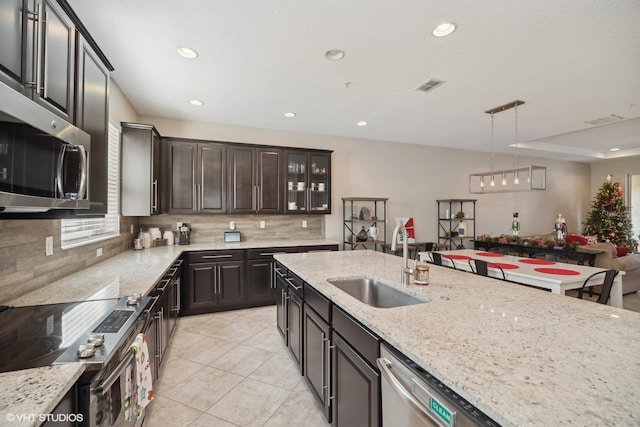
[615,183,622,198]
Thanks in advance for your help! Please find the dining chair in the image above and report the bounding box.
[468,259,506,280]
[415,242,436,260]
[488,246,519,256]
[532,252,570,263]
[577,269,619,305]
[426,252,456,269]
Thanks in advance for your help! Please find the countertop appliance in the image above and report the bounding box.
[0,81,91,213]
[377,343,500,427]
[178,223,190,245]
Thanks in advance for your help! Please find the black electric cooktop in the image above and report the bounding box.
[0,298,120,374]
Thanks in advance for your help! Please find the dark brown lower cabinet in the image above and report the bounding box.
[183,260,244,315]
[303,305,332,421]
[331,332,380,427]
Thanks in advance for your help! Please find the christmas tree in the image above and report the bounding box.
[583,175,633,247]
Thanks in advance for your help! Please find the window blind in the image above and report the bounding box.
[61,123,121,249]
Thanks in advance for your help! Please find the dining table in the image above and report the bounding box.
[418,249,625,308]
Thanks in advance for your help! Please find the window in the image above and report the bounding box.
[61,123,120,248]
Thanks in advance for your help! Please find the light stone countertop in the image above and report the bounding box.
[273,250,640,427]
[0,238,336,427]
[0,364,84,427]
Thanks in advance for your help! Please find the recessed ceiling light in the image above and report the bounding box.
[432,22,456,37]
[284,112,296,118]
[189,99,204,106]
[610,147,621,151]
[357,121,368,127]
[177,47,198,59]
[325,49,345,61]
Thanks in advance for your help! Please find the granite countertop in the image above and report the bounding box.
[6,239,339,307]
[0,238,336,427]
[273,250,640,427]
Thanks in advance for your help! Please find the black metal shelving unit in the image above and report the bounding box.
[437,199,477,249]
[342,197,388,251]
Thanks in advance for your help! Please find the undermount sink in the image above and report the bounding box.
[327,277,428,308]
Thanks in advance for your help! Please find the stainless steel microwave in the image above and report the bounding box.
[0,81,91,212]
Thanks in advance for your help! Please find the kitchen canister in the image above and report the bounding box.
[149,227,162,241]
[142,232,152,248]
[163,230,174,245]
[414,264,430,285]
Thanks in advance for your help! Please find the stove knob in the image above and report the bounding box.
[77,343,96,358]
[88,333,105,347]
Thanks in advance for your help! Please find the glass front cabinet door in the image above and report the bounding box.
[285,151,330,214]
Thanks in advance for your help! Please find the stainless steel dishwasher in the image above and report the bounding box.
[377,343,500,427]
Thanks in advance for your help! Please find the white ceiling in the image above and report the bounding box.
[67,0,640,163]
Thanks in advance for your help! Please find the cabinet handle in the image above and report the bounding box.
[156,278,171,292]
[285,277,301,291]
[269,262,274,289]
[202,254,233,259]
[328,342,336,401]
[26,4,42,92]
[152,179,158,211]
[274,267,286,278]
[216,266,221,294]
[174,280,181,314]
[321,333,330,402]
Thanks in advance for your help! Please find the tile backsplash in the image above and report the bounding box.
[0,217,138,304]
[0,214,324,304]
[139,214,324,243]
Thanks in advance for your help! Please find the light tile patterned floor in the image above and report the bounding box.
[144,306,329,427]
[145,292,640,426]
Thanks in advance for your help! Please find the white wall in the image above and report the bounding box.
[108,81,139,125]
[138,115,592,244]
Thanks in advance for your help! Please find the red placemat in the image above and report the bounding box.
[476,252,504,257]
[447,254,472,260]
[519,259,555,265]
[488,262,519,270]
[534,267,580,276]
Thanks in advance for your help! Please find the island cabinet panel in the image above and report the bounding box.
[288,290,303,372]
[277,270,382,426]
[331,306,381,427]
[163,139,226,214]
[303,303,332,421]
[331,332,380,427]
[274,264,288,341]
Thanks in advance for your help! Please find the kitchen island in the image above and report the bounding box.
[0,239,336,427]
[273,250,640,426]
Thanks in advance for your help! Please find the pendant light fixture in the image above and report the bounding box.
[468,100,547,194]
[513,103,520,184]
[489,113,495,187]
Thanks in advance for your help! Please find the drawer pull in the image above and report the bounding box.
[202,254,233,259]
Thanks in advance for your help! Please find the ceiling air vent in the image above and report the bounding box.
[585,114,624,125]
[415,79,445,93]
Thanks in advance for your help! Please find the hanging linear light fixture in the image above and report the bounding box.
[469,100,546,193]
[513,103,520,184]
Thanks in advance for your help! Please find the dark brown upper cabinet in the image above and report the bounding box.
[227,145,283,214]
[0,0,76,121]
[285,150,331,214]
[74,33,109,216]
[163,138,227,214]
[121,123,162,216]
